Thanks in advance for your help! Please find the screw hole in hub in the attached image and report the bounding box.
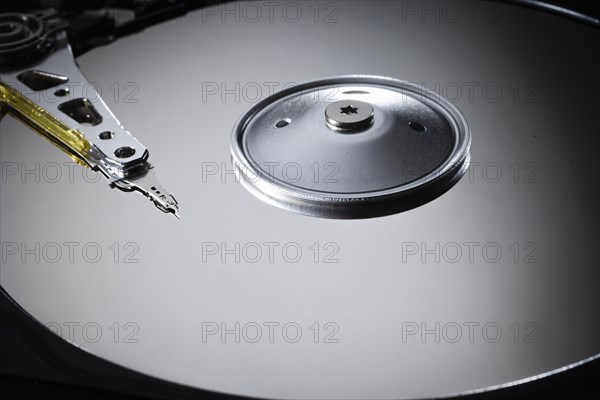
[275,119,291,128]
[409,121,426,132]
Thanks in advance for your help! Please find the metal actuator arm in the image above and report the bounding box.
[0,14,179,217]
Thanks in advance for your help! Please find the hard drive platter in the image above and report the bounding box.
[1,1,599,399]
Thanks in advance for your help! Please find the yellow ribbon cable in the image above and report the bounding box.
[0,82,91,166]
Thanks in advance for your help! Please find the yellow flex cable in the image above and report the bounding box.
[0,82,91,166]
